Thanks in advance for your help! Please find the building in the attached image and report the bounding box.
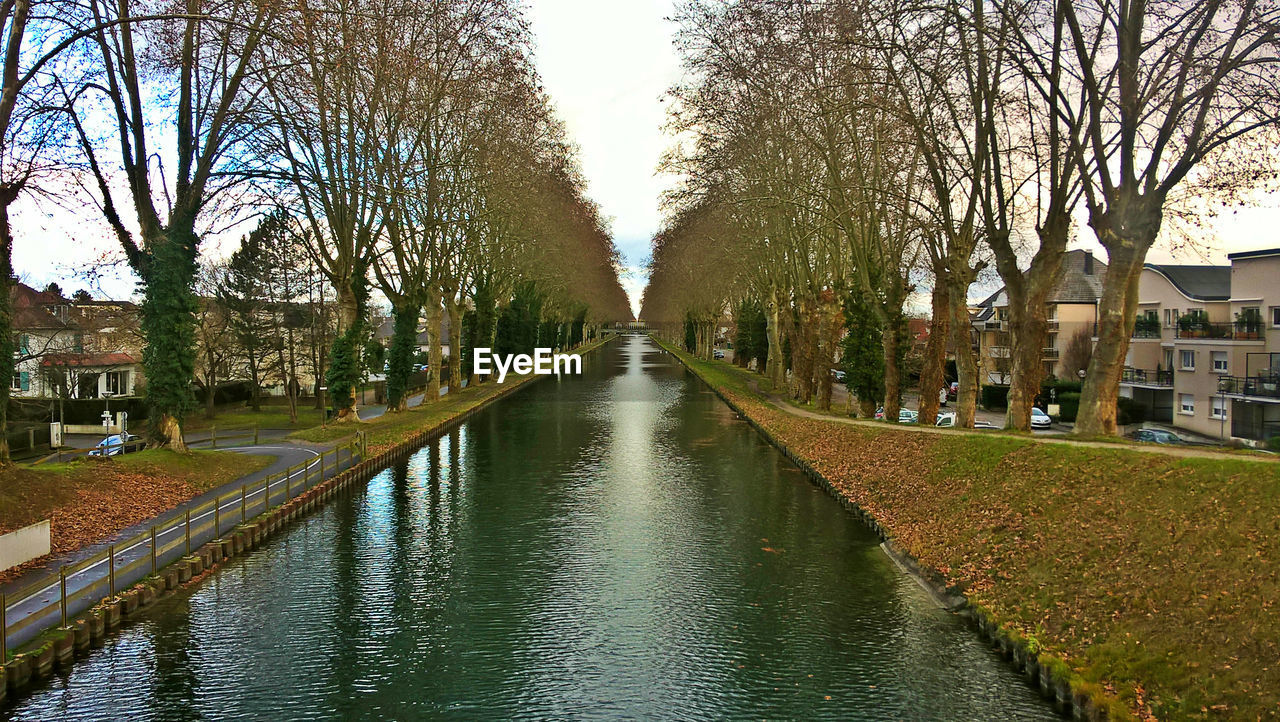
[10,282,143,400]
[972,249,1107,385]
[1122,249,1279,444]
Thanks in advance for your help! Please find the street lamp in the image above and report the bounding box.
[102,391,115,430]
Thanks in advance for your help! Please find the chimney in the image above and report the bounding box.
[1083,250,1094,275]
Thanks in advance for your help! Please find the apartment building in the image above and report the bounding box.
[972,249,1106,384]
[1121,248,1280,444]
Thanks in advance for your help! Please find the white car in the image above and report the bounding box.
[89,433,141,456]
[936,411,956,427]
[1030,407,1052,429]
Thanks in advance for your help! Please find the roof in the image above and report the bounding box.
[1226,247,1280,261]
[40,352,138,368]
[374,313,451,345]
[1143,264,1231,301]
[10,282,69,330]
[1048,249,1107,303]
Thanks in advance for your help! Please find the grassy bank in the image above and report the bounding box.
[292,337,614,454]
[0,450,273,583]
[664,342,1280,721]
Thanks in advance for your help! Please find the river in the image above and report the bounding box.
[2,336,1055,720]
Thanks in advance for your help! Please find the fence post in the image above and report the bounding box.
[151,526,158,576]
[109,545,117,598]
[211,425,217,449]
[241,485,247,522]
[60,567,68,627]
[254,426,260,446]
[285,467,291,501]
[215,496,221,538]
[185,509,192,555]
[1,592,6,662]
[265,475,271,509]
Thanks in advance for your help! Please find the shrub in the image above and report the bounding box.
[1267,436,1280,452]
[981,384,1009,410]
[1057,392,1081,422]
[1116,397,1148,425]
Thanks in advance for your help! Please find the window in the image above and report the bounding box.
[10,371,29,392]
[1180,350,1195,370]
[105,370,129,396]
[17,334,30,355]
[1212,351,1228,373]
[1180,393,1195,415]
[1163,349,1175,370]
[1165,308,1180,328]
[1272,306,1280,328]
[1211,396,1226,420]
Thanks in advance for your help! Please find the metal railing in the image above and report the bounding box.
[1217,375,1280,399]
[1175,322,1265,341]
[1042,347,1060,360]
[2,434,364,654]
[1121,367,1174,387]
[988,346,1011,359]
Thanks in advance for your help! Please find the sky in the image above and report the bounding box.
[526,0,680,319]
[10,1,1280,314]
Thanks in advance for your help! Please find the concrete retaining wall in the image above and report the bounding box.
[0,520,51,572]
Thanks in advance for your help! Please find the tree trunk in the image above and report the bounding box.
[386,302,419,412]
[426,296,443,400]
[917,282,950,426]
[881,322,901,423]
[1005,304,1050,431]
[329,283,362,422]
[764,285,785,390]
[950,284,978,428]
[0,194,16,466]
[138,222,200,449]
[448,297,463,394]
[1077,244,1145,436]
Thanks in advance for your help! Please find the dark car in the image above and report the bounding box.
[1129,428,1185,445]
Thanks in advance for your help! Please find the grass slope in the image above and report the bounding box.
[668,343,1280,721]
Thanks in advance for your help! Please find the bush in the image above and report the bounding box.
[1267,436,1280,452]
[981,385,1009,410]
[1116,397,1148,425]
[1057,392,1080,422]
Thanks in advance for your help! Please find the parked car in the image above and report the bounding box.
[936,411,955,427]
[89,432,141,457]
[973,420,1000,429]
[1129,428,1185,445]
[948,381,959,400]
[1030,407,1052,429]
[875,407,918,424]
[713,349,725,359]
[832,369,846,383]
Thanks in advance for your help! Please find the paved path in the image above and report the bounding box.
[741,374,1272,463]
[2,438,359,650]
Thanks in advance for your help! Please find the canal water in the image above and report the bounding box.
[2,336,1055,720]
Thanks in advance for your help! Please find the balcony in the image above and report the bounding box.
[1217,375,1280,400]
[1046,319,1059,332]
[1174,321,1265,341]
[984,320,1004,331]
[1121,367,1173,387]
[988,346,1011,359]
[1042,347,1059,360]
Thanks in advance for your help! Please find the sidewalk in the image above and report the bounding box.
[1,434,360,651]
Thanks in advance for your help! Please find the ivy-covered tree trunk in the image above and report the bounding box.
[140,225,201,451]
[948,280,979,428]
[470,280,496,384]
[385,302,419,411]
[764,284,785,389]
[326,264,369,423]
[447,296,462,394]
[0,196,17,466]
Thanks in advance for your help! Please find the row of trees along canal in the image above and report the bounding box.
[0,0,632,464]
[641,0,1280,434]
